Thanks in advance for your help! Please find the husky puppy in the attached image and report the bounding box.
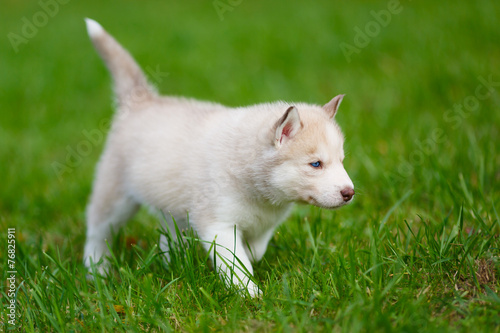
[83,19,354,297]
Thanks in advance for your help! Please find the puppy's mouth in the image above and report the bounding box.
[306,196,349,210]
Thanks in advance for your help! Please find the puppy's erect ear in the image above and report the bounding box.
[323,94,345,119]
[275,106,302,148]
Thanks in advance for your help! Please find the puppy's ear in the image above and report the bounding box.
[323,94,345,119]
[275,106,302,148]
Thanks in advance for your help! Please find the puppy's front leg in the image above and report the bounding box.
[201,225,260,297]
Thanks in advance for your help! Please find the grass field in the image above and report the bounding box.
[1,0,499,331]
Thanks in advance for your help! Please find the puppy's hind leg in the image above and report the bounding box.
[84,155,139,274]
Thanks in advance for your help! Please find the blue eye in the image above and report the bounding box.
[310,161,321,168]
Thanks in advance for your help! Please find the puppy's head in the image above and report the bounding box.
[270,95,354,209]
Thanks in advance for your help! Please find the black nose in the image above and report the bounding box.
[341,188,355,202]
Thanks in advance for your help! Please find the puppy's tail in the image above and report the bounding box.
[85,18,156,107]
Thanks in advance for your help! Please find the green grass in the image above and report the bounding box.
[1,0,499,331]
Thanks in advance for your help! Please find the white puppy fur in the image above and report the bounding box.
[83,18,354,297]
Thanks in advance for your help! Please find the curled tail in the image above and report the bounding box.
[85,18,155,107]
